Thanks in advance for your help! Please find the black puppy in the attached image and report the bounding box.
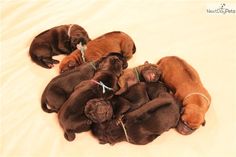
[58,53,127,141]
[89,82,180,145]
[29,24,91,68]
[41,53,127,113]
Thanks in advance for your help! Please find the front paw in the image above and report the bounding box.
[60,60,78,73]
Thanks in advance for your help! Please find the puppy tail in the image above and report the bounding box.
[41,89,56,113]
[125,93,173,120]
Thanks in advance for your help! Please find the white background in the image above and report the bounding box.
[1,0,236,157]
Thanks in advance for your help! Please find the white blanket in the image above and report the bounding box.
[1,0,236,157]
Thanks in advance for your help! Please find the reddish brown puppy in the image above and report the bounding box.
[157,56,211,135]
[59,31,136,73]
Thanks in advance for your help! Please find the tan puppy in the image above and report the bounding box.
[157,56,211,135]
[59,31,136,73]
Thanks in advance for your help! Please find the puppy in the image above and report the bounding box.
[157,56,211,135]
[86,81,170,123]
[41,53,125,113]
[58,53,127,141]
[29,24,91,68]
[115,61,161,95]
[85,82,151,123]
[59,31,136,73]
[91,91,180,145]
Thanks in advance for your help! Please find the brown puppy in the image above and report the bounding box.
[29,24,91,68]
[115,61,161,95]
[59,31,136,73]
[90,89,180,145]
[157,56,211,135]
[58,53,127,141]
[41,53,123,113]
[85,82,169,123]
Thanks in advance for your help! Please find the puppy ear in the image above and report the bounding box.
[122,57,128,69]
[144,61,149,64]
[180,107,185,114]
[202,120,206,126]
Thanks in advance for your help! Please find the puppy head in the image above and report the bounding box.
[60,60,79,73]
[97,52,128,76]
[85,98,113,123]
[176,104,205,135]
[69,25,91,50]
[140,61,161,82]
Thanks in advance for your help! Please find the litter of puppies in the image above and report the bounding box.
[29,24,211,145]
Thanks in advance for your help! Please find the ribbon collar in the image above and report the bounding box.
[133,67,140,82]
[91,80,113,94]
[67,24,74,37]
[76,42,87,63]
[116,115,130,143]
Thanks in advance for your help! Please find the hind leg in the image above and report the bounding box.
[46,90,67,112]
[33,46,59,68]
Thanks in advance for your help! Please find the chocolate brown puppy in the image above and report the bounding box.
[157,56,211,135]
[41,53,124,113]
[85,82,151,123]
[115,61,161,95]
[29,24,91,68]
[85,81,169,123]
[58,53,127,141]
[91,91,180,145]
[59,31,136,73]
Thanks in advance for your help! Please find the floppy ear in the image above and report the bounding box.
[180,107,185,114]
[202,120,206,126]
[122,57,128,69]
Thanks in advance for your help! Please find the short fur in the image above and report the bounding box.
[157,56,211,135]
[58,53,127,141]
[115,61,161,95]
[90,82,180,145]
[59,31,136,73]
[41,53,126,113]
[29,24,91,68]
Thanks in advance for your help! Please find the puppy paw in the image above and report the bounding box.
[64,132,76,141]
[60,60,78,73]
[52,59,60,64]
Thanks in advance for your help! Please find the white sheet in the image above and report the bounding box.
[1,0,236,157]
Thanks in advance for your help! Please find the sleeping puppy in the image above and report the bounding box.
[29,24,91,68]
[85,82,152,123]
[85,82,169,123]
[157,56,211,135]
[58,53,127,141]
[59,31,136,73]
[41,53,124,113]
[115,61,161,95]
[91,92,180,145]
